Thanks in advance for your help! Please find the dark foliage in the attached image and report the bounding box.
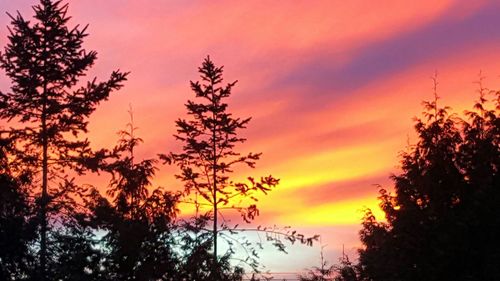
[86,112,246,281]
[358,76,500,281]
[87,115,180,280]
[48,220,105,281]
[0,135,36,280]
[0,0,127,279]
[299,247,359,281]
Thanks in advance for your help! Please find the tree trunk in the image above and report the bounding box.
[212,85,218,281]
[40,95,48,280]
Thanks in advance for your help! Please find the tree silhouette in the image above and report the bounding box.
[87,110,180,280]
[0,133,36,280]
[86,110,246,281]
[48,218,105,281]
[299,246,336,281]
[358,75,500,281]
[333,256,359,281]
[0,0,127,279]
[162,56,312,279]
[300,246,359,281]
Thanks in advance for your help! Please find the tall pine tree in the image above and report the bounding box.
[0,0,127,279]
[162,57,280,279]
[164,57,317,279]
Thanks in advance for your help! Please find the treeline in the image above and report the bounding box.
[300,79,500,281]
[0,1,314,281]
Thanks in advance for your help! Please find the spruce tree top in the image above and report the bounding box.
[0,0,127,135]
[0,0,128,169]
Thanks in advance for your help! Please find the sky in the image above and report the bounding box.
[2,0,500,277]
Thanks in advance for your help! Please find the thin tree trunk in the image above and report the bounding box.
[212,84,218,281]
[40,89,48,280]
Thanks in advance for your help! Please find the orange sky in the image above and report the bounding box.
[2,0,500,275]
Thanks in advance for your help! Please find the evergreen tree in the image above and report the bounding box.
[163,57,309,279]
[0,0,127,279]
[299,246,359,281]
[88,111,180,280]
[358,76,500,281]
[456,77,500,278]
[299,246,335,281]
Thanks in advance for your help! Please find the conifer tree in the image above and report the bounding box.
[299,246,335,281]
[164,56,316,279]
[0,0,127,278]
[358,76,500,281]
[88,110,180,281]
[163,56,281,279]
[299,246,359,281]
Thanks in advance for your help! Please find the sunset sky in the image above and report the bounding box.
[2,0,500,276]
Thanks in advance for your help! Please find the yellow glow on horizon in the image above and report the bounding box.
[278,196,385,226]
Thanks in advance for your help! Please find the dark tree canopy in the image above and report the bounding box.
[0,135,36,280]
[87,111,245,281]
[83,111,176,280]
[0,0,127,279]
[358,77,500,281]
